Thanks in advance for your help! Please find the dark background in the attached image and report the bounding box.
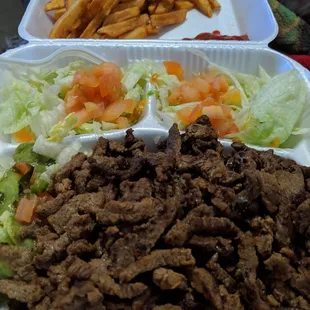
[0,0,27,54]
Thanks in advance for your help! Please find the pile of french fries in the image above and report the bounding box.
[45,0,221,39]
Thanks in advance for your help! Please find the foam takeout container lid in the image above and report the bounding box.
[0,43,309,166]
[18,0,278,44]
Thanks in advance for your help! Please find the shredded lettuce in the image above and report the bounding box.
[0,211,20,245]
[33,136,66,159]
[47,113,78,142]
[231,70,307,146]
[230,66,271,101]
[30,104,65,138]
[125,84,144,103]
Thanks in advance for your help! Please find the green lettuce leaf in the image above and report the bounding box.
[232,70,307,146]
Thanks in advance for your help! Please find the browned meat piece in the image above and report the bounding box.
[191,268,223,310]
[67,239,96,256]
[207,254,236,292]
[53,152,87,184]
[110,197,178,271]
[153,268,187,290]
[73,168,91,194]
[152,305,181,310]
[35,190,74,217]
[79,189,112,215]
[119,248,195,283]
[48,192,104,234]
[92,136,109,158]
[120,178,153,201]
[182,115,221,154]
[47,256,76,285]
[255,234,273,258]
[189,236,234,256]
[250,216,275,235]
[295,199,310,235]
[90,157,146,181]
[237,232,270,309]
[0,245,35,282]
[290,267,310,299]
[52,280,103,309]
[165,204,214,247]
[219,285,244,310]
[35,233,70,269]
[97,198,158,225]
[33,296,51,310]
[89,259,147,299]
[190,216,240,237]
[109,140,126,154]
[66,214,95,240]
[264,253,294,281]
[0,280,44,304]
[166,123,182,155]
[67,258,91,280]
[54,178,72,194]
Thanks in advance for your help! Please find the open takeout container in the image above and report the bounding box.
[18,0,278,44]
[0,43,310,166]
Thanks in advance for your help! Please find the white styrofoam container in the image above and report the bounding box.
[18,0,278,44]
[0,43,310,166]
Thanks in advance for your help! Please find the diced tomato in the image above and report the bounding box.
[78,71,99,88]
[99,99,129,122]
[221,105,233,119]
[80,85,96,100]
[37,192,54,205]
[189,77,211,98]
[202,106,226,119]
[116,117,129,129]
[65,85,87,114]
[15,196,37,224]
[163,61,184,80]
[14,162,32,176]
[73,109,92,128]
[179,84,201,103]
[124,99,136,114]
[168,87,182,105]
[188,104,203,123]
[91,62,123,81]
[176,106,193,125]
[98,74,122,102]
[13,128,34,143]
[201,97,218,107]
[73,70,83,85]
[200,71,218,83]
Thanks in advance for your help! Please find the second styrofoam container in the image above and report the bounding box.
[1,43,309,166]
[18,0,278,44]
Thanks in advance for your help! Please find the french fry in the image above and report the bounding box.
[98,14,149,37]
[209,0,221,9]
[49,0,91,38]
[53,8,67,22]
[80,0,119,38]
[148,3,157,14]
[162,0,175,11]
[150,9,187,27]
[67,30,79,38]
[92,33,101,38]
[174,0,194,10]
[191,0,213,17]
[146,24,159,35]
[103,7,140,26]
[111,0,145,13]
[119,26,148,39]
[45,0,65,12]
[154,3,167,14]
[67,0,76,7]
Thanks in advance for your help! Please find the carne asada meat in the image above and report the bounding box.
[2,116,310,309]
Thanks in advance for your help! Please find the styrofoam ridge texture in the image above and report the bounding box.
[18,0,278,44]
[0,44,309,166]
